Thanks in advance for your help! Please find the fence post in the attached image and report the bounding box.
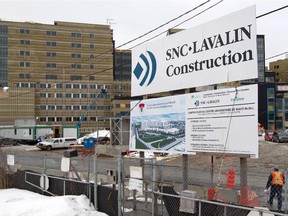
[94,154,98,210]
[118,155,122,216]
[285,170,288,213]
[152,157,157,216]
[198,201,201,216]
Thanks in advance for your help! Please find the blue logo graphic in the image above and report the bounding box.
[133,51,157,86]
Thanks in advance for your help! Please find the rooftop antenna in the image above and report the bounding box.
[106,18,116,27]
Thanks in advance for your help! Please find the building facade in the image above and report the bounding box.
[0,20,126,135]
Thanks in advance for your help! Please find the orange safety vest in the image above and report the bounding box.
[272,171,284,186]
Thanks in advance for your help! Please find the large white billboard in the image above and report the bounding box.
[131,6,257,96]
[129,84,258,157]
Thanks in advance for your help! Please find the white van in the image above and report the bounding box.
[36,137,77,151]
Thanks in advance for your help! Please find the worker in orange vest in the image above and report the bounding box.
[265,166,285,211]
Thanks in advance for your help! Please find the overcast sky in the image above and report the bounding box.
[0,0,287,67]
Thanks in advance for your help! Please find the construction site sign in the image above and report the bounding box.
[129,84,258,158]
[131,6,257,96]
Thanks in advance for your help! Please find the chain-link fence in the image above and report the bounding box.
[1,148,288,215]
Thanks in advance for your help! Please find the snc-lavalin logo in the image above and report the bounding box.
[133,51,157,86]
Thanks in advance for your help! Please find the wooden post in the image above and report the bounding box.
[183,89,190,190]
[240,157,248,204]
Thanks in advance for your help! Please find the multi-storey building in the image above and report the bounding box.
[0,20,126,136]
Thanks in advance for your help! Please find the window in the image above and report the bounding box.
[71,75,82,80]
[73,84,80,89]
[89,54,94,59]
[40,105,46,110]
[19,51,30,56]
[20,29,30,34]
[71,63,81,69]
[56,83,62,88]
[90,117,97,121]
[65,84,71,89]
[56,117,62,122]
[46,63,57,68]
[19,62,30,67]
[19,40,30,45]
[89,34,94,38]
[74,117,80,121]
[89,76,95,80]
[45,74,57,79]
[46,41,57,46]
[47,31,56,36]
[21,83,29,87]
[48,105,55,110]
[19,74,30,79]
[71,43,81,48]
[66,105,72,110]
[30,83,36,88]
[47,52,57,57]
[66,93,72,98]
[89,64,94,69]
[40,93,46,98]
[66,117,72,121]
[71,32,82,38]
[81,84,87,89]
[81,93,88,98]
[73,105,80,110]
[90,84,96,89]
[71,53,81,58]
[73,93,80,98]
[89,44,94,49]
[48,117,55,122]
[56,105,62,110]
[56,93,62,98]
[40,117,46,122]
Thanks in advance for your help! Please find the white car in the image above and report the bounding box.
[36,137,77,151]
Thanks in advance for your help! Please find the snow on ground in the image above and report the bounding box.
[0,188,108,216]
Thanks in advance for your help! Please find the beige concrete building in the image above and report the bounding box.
[269,55,288,82]
[0,20,131,135]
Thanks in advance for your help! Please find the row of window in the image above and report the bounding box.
[38,116,100,122]
[16,82,129,90]
[18,82,107,89]
[19,40,96,48]
[18,62,96,69]
[39,92,110,99]
[40,105,111,110]
[20,29,96,39]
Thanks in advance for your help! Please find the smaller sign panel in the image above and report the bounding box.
[129,84,258,157]
[7,154,14,166]
[40,175,49,190]
[61,157,71,172]
[130,166,143,179]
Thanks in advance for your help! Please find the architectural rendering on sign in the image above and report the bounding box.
[130,84,258,157]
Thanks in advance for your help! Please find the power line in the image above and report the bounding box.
[256,4,288,19]
[266,51,288,61]
[130,0,223,49]
[0,1,216,101]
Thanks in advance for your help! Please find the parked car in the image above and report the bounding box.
[36,137,77,151]
[264,131,273,141]
[271,131,288,143]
